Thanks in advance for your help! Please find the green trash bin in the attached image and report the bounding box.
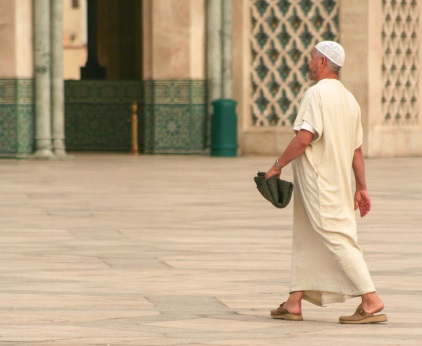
[211,99,238,157]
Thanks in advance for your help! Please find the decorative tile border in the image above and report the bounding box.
[0,79,207,154]
[65,80,207,153]
[0,79,34,154]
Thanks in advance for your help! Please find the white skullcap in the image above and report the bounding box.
[315,41,345,67]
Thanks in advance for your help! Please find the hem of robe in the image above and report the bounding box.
[289,287,376,307]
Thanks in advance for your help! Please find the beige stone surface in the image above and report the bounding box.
[0,153,421,345]
[0,0,33,78]
[142,0,205,80]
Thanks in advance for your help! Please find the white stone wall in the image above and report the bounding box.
[234,0,422,157]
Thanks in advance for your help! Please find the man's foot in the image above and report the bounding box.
[270,302,303,321]
[361,292,385,315]
[339,304,387,324]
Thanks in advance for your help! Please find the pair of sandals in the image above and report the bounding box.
[271,303,388,324]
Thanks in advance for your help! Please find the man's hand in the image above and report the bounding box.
[354,189,371,217]
[265,165,281,179]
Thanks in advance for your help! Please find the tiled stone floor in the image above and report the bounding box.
[0,153,421,345]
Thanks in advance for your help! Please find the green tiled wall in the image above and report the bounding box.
[0,79,34,155]
[65,80,207,153]
[0,79,206,155]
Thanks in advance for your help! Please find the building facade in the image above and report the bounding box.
[0,0,421,158]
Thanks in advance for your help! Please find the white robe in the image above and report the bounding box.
[290,79,375,306]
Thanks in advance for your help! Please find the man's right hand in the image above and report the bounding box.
[265,165,281,179]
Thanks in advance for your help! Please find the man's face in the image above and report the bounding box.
[308,48,321,81]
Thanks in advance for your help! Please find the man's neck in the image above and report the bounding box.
[316,70,339,82]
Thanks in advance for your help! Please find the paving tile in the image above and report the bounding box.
[0,154,420,344]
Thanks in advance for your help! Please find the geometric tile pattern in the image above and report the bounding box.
[0,79,34,155]
[382,0,419,125]
[142,81,207,154]
[65,80,207,153]
[250,0,339,126]
[65,103,134,151]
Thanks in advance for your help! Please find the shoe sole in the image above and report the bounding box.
[339,314,388,324]
[270,313,303,321]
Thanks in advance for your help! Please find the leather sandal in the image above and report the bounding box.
[339,304,387,324]
[270,302,303,321]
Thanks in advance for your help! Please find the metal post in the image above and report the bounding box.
[34,0,54,158]
[131,101,139,155]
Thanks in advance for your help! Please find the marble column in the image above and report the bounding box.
[34,0,54,158]
[51,0,66,157]
[207,0,222,147]
[222,0,232,99]
[207,0,222,101]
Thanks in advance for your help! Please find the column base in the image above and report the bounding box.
[32,149,55,160]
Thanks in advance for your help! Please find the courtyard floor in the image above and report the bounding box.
[0,153,421,345]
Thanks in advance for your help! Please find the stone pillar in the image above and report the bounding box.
[207,0,222,101]
[34,0,54,158]
[0,1,34,156]
[207,0,222,148]
[222,0,232,99]
[141,0,207,154]
[51,0,66,157]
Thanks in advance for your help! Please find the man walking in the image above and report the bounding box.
[265,41,387,324]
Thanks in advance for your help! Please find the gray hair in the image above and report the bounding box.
[315,50,341,74]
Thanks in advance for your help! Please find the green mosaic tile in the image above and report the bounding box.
[16,79,34,104]
[288,73,302,97]
[266,8,280,32]
[65,81,144,104]
[300,0,313,15]
[255,89,269,114]
[154,105,191,148]
[250,0,339,127]
[0,79,34,154]
[312,7,324,29]
[278,24,291,49]
[255,57,269,81]
[16,104,34,154]
[145,104,206,154]
[190,105,207,149]
[266,105,279,126]
[267,74,280,97]
[190,81,207,104]
[277,90,291,113]
[266,41,280,65]
[278,57,291,81]
[0,81,18,104]
[0,78,206,155]
[300,24,313,48]
[0,105,18,153]
[323,0,337,13]
[256,24,269,49]
[255,0,269,15]
[65,80,207,153]
[139,104,154,151]
[277,0,291,16]
[65,103,132,150]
